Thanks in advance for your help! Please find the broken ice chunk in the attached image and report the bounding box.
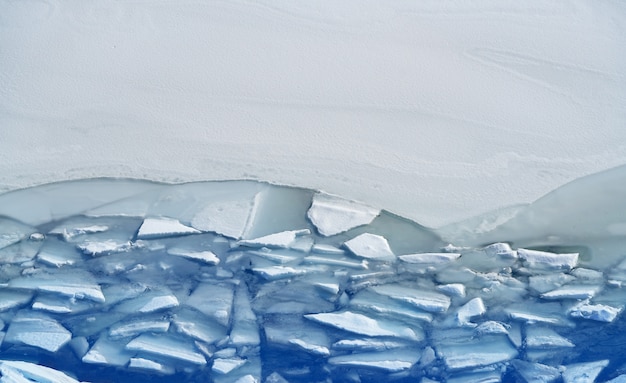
[229,284,260,347]
[510,359,561,383]
[114,291,179,313]
[237,229,309,249]
[186,283,234,326]
[128,358,175,375]
[252,266,308,281]
[540,285,599,300]
[456,297,486,325]
[32,294,94,314]
[4,314,71,352]
[136,217,200,239]
[0,218,34,251]
[505,302,572,326]
[49,224,109,241]
[517,248,578,270]
[525,326,574,349]
[473,321,509,337]
[212,357,247,375]
[0,360,81,383]
[399,252,460,264]
[76,239,133,256]
[328,349,421,372]
[528,273,576,294]
[307,193,380,236]
[569,302,622,322]
[344,233,395,261]
[562,360,609,383]
[349,290,433,323]
[264,316,330,356]
[304,311,422,341]
[370,284,451,313]
[109,319,170,339]
[172,308,228,344]
[0,289,33,311]
[126,334,206,365]
[311,244,345,255]
[436,284,466,297]
[332,338,409,352]
[303,255,368,269]
[167,248,220,265]
[82,335,134,366]
[570,267,604,281]
[8,270,105,302]
[437,335,517,370]
[191,193,259,239]
[483,243,517,258]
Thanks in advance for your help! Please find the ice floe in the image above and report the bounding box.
[307,193,380,236]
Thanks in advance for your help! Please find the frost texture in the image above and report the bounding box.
[0,176,625,382]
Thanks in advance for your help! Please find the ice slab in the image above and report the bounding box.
[399,252,460,264]
[251,266,308,281]
[109,319,170,339]
[4,314,71,352]
[517,249,578,270]
[370,284,450,313]
[237,229,309,249]
[82,335,134,367]
[167,248,220,265]
[186,283,234,327]
[190,192,259,239]
[456,297,486,325]
[76,240,133,256]
[525,326,575,349]
[541,285,599,300]
[128,358,175,375]
[483,243,517,258]
[0,360,82,383]
[0,290,33,311]
[437,335,518,370]
[436,283,466,297]
[229,284,260,347]
[0,218,34,251]
[304,311,422,341]
[562,360,609,383]
[136,217,201,239]
[307,193,380,236]
[172,308,228,344]
[569,302,622,322]
[529,274,577,294]
[126,334,207,366]
[343,233,395,261]
[114,291,179,313]
[328,349,420,372]
[264,316,331,356]
[510,359,561,383]
[212,357,246,375]
[8,271,105,302]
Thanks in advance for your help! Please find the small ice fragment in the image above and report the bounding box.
[304,311,422,341]
[136,217,200,239]
[29,233,45,241]
[114,292,178,314]
[350,290,433,323]
[332,339,407,352]
[4,314,71,352]
[328,349,420,372]
[234,375,259,383]
[517,248,578,270]
[126,334,206,365]
[370,284,451,313]
[307,193,380,236]
[186,283,234,327]
[571,268,604,280]
[437,283,466,297]
[265,372,289,383]
[562,360,609,383]
[315,283,340,295]
[212,357,246,375]
[525,326,574,349]
[172,309,228,344]
[288,339,330,356]
[569,302,622,322]
[167,248,220,265]
[238,230,309,249]
[344,233,395,261]
[303,255,368,269]
[0,360,81,383]
[399,252,460,264]
[473,321,509,336]
[128,358,175,375]
[437,336,517,370]
[540,285,598,300]
[311,244,345,255]
[50,224,109,240]
[456,298,486,325]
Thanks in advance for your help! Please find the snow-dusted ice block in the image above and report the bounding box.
[167,248,220,265]
[509,359,561,383]
[136,217,201,239]
[456,297,486,325]
[541,285,599,300]
[562,360,609,383]
[370,284,451,313]
[569,302,622,322]
[517,248,578,270]
[344,233,395,261]
[128,358,175,375]
[0,218,35,251]
[82,336,134,367]
[525,326,575,349]
[4,315,71,352]
[8,271,105,302]
[186,283,234,327]
[126,334,207,366]
[436,335,518,370]
[328,349,421,372]
[0,360,82,383]
[0,290,33,311]
[399,252,460,264]
[304,311,423,341]
[237,230,309,249]
[212,357,246,375]
[307,193,380,236]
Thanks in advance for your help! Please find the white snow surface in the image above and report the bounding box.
[1,1,625,229]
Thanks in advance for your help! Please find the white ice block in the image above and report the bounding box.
[0,360,81,383]
[172,309,228,344]
[109,320,170,339]
[328,349,420,372]
[541,285,599,300]
[456,297,486,325]
[528,274,576,294]
[186,283,234,327]
[517,248,578,270]
[167,248,220,265]
[344,233,395,261]
[126,334,207,365]
[252,266,308,281]
[436,284,466,297]
[437,336,517,370]
[115,292,179,313]
[370,284,450,313]
[136,217,200,239]
[562,360,609,383]
[399,252,460,264]
[128,358,175,375]
[238,230,309,249]
[307,193,380,236]
[569,302,622,322]
[82,336,134,366]
[0,290,33,311]
[4,315,71,352]
[229,284,260,347]
[304,311,422,341]
[510,359,561,383]
[212,357,247,375]
[525,326,574,349]
[76,240,133,256]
